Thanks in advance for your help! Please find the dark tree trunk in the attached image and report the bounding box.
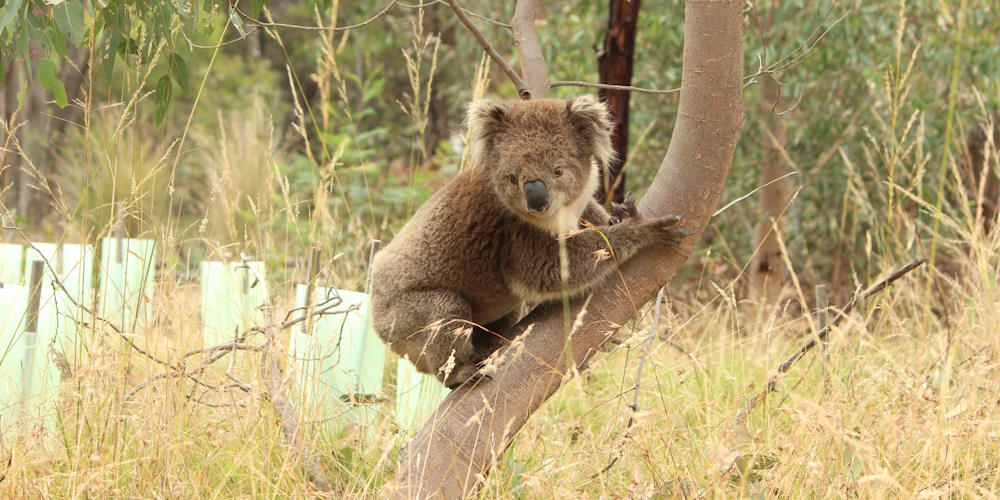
[597,0,640,204]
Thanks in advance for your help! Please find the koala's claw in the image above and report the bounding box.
[445,364,493,389]
[610,191,640,222]
[662,212,685,225]
[646,213,691,246]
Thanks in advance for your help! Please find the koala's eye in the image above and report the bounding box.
[507,174,518,185]
[554,167,564,177]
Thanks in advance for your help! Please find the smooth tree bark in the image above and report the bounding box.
[748,75,792,303]
[597,0,641,204]
[511,0,549,99]
[390,0,745,497]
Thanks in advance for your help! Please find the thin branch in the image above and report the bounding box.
[713,171,799,217]
[179,340,265,362]
[743,7,851,90]
[550,80,680,95]
[228,0,398,32]
[398,0,511,29]
[181,25,261,50]
[445,0,529,99]
[124,348,240,401]
[228,0,512,33]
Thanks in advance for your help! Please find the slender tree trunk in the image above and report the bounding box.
[748,76,791,303]
[597,0,640,204]
[1,61,20,212]
[390,1,744,497]
[3,50,88,221]
[16,69,44,219]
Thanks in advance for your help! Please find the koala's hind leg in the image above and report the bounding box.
[374,289,493,388]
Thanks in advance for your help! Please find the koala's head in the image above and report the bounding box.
[467,96,614,232]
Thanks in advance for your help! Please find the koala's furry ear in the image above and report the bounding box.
[466,100,509,167]
[566,95,615,171]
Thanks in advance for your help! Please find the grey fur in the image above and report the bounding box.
[370,97,686,388]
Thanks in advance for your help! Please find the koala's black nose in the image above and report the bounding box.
[523,179,549,212]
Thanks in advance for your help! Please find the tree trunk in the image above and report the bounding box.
[390,1,744,497]
[597,0,641,204]
[748,76,791,303]
[1,60,21,213]
[3,50,89,222]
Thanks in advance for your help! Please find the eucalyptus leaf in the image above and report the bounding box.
[99,5,125,81]
[37,58,68,108]
[154,74,172,127]
[0,0,24,36]
[168,53,190,95]
[53,0,87,46]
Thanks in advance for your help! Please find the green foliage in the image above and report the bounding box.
[36,57,67,107]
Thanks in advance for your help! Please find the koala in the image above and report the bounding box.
[369,96,687,388]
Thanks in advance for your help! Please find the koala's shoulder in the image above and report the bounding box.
[409,169,513,234]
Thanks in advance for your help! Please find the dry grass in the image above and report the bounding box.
[2,229,998,498]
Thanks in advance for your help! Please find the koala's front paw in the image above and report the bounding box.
[643,213,693,246]
[444,362,493,389]
[610,191,640,222]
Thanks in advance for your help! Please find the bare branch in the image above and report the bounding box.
[511,0,549,98]
[399,0,511,29]
[445,0,529,99]
[181,25,262,50]
[713,171,799,217]
[227,0,398,32]
[550,80,680,95]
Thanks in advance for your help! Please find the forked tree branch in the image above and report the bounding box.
[390,1,745,497]
[446,0,529,99]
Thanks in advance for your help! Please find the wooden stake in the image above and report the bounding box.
[26,260,44,333]
[304,247,321,335]
[815,283,830,385]
[115,201,125,264]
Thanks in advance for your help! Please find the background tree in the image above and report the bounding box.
[748,1,793,304]
[597,0,641,204]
